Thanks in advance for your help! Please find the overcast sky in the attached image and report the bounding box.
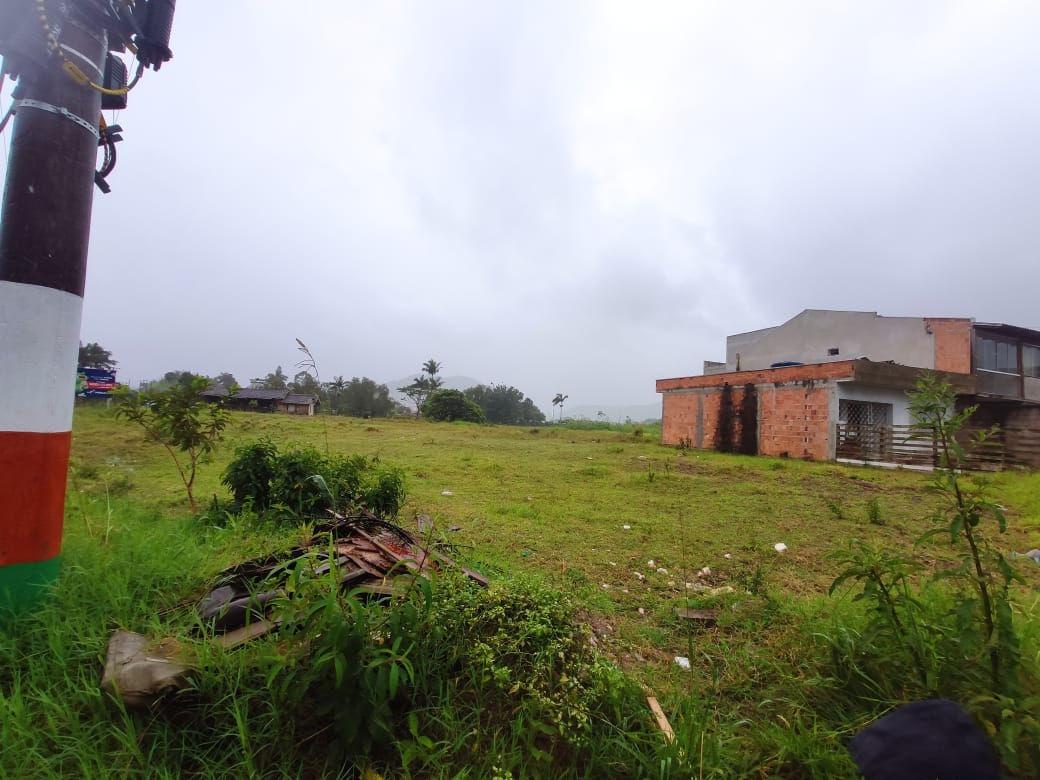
[5,1,1038,411]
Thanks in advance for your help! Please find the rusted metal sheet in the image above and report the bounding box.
[196,511,488,640]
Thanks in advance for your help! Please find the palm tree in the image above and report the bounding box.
[422,359,444,389]
[552,393,569,423]
[325,375,348,414]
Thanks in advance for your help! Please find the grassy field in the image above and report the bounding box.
[3,406,1039,777]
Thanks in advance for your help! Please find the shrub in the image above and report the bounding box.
[422,389,486,423]
[223,438,278,508]
[258,571,657,773]
[221,441,406,520]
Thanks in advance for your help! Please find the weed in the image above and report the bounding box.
[826,500,845,520]
[824,374,1040,773]
[72,461,101,480]
[865,497,883,525]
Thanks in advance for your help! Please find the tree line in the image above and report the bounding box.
[117,351,548,425]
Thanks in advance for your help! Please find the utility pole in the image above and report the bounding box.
[0,0,175,605]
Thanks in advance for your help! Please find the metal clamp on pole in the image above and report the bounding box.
[15,98,99,138]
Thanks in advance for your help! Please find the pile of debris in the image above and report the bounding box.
[102,511,487,707]
[198,511,487,646]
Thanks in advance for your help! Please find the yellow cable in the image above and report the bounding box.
[37,0,142,96]
[62,61,137,96]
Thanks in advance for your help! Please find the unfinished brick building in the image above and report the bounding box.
[657,310,1040,466]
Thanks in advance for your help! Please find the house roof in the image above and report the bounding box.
[283,393,319,405]
[200,386,229,398]
[233,388,289,401]
[974,322,1040,342]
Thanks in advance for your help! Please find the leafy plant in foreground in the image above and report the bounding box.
[829,540,931,688]
[116,376,230,512]
[908,372,1020,692]
[827,374,1036,772]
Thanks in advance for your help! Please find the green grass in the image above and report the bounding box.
[2,406,1038,777]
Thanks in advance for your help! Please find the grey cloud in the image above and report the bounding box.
[4,1,1035,410]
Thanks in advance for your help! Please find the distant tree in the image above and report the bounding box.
[334,377,395,418]
[324,375,349,413]
[78,341,117,370]
[289,370,322,397]
[214,372,239,392]
[116,377,230,513]
[552,393,569,422]
[423,389,485,423]
[422,359,444,388]
[144,370,198,390]
[398,359,445,415]
[252,366,288,390]
[464,384,546,425]
[398,377,434,415]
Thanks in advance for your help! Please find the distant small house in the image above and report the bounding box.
[201,387,319,416]
[279,393,319,416]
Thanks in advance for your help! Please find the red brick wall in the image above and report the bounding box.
[661,393,698,445]
[925,318,972,374]
[702,386,751,451]
[659,363,847,459]
[657,360,855,392]
[756,383,833,460]
[661,386,751,449]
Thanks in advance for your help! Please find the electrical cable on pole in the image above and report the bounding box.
[0,0,176,607]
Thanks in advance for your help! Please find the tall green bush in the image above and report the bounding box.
[221,440,406,520]
[422,389,485,423]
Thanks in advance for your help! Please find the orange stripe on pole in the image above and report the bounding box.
[0,430,70,566]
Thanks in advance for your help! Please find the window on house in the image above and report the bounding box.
[839,399,893,427]
[828,347,840,356]
[976,337,1019,374]
[1025,345,1040,379]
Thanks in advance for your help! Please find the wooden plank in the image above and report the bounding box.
[646,696,675,743]
[216,619,278,649]
[354,582,397,597]
[675,607,720,623]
